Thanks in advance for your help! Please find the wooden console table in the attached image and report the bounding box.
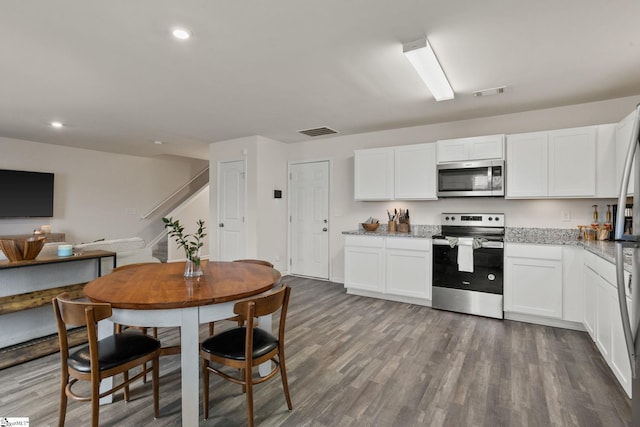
[0,232,66,243]
[0,250,116,367]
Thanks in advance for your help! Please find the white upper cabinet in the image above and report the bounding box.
[548,126,596,197]
[354,143,437,201]
[506,131,548,198]
[615,110,637,197]
[394,143,437,200]
[354,147,394,200]
[506,126,597,198]
[596,124,617,198]
[436,134,505,163]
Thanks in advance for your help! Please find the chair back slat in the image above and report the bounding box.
[54,292,112,327]
[233,285,288,319]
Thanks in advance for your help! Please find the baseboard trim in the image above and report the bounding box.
[0,328,86,370]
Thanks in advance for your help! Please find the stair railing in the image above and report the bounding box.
[140,167,209,220]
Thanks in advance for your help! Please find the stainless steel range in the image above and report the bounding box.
[431,213,505,319]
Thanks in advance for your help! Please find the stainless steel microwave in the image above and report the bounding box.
[436,159,505,197]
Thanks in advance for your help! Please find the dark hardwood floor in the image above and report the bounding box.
[0,276,631,426]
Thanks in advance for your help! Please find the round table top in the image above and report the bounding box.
[83,261,281,310]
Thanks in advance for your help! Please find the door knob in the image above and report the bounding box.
[219,223,224,228]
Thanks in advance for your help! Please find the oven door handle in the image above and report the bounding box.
[432,239,451,246]
[432,239,503,249]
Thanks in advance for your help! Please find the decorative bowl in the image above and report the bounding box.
[361,222,379,232]
[0,237,46,262]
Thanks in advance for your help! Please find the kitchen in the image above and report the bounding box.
[3,1,640,425]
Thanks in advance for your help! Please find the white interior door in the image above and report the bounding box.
[218,160,246,261]
[289,161,330,279]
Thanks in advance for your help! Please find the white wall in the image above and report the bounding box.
[210,95,640,283]
[208,135,289,271]
[256,137,288,271]
[0,137,208,243]
[166,185,210,261]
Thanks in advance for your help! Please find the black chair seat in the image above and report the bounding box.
[201,327,278,361]
[69,332,161,373]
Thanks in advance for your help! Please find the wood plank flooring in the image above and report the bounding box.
[0,276,631,426]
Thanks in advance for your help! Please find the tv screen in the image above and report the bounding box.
[0,169,54,218]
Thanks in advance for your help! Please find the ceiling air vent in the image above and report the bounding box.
[298,127,338,137]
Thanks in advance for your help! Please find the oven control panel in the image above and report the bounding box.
[441,213,504,227]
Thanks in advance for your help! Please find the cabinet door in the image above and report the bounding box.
[437,135,504,163]
[354,148,394,200]
[394,143,437,200]
[467,135,504,160]
[505,256,562,318]
[505,132,548,198]
[385,239,431,299]
[548,126,596,197]
[611,291,632,397]
[595,276,614,363]
[344,237,385,292]
[615,110,637,196]
[436,139,468,163]
[583,266,598,340]
[596,124,617,198]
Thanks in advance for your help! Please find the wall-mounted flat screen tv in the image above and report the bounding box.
[0,169,54,218]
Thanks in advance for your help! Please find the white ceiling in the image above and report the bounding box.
[2,1,639,159]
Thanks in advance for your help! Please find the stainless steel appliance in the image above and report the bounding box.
[436,160,504,198]
[615,105,640,424]
[432,213,505,319]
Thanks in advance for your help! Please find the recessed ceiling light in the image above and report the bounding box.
[172,28,191,40]
[153,140,164,145]
[50,121,64,128]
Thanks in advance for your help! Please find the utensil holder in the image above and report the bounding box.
[388,221,396,232]
[397,223,410,233]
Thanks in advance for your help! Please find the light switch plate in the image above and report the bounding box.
[561,211,571,221]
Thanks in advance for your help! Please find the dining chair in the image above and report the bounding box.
[208,259,275,335]
[52,292,161,427]
[200,284,293,427]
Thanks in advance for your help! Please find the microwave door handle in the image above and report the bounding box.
[488,165,493,191]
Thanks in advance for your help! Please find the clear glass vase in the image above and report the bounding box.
[184,252,203,277]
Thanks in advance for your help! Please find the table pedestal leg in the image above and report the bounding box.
[180,306,199,427]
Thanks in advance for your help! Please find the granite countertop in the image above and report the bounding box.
[343,224,633,270]
[342,224,440,238]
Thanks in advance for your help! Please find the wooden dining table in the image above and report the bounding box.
[83,260,281,427]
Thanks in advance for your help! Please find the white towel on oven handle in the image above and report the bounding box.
[457,237,474,272]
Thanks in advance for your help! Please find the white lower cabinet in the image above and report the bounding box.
[344,236,385,293]
[583,258,598,340]
[344,235,431,304]
[584,254,632,397]
[385,238,432,300]
[504,244,563,319]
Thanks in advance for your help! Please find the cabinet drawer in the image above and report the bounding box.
[386,237,430,251]
[583,250,597,270]
[596,257,617,286]
[505,243,562,260]
[345,235,385,248]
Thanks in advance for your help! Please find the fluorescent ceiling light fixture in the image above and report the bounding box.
[50,121,64,128]
[403,38,454,101]
[172,28,191,40]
